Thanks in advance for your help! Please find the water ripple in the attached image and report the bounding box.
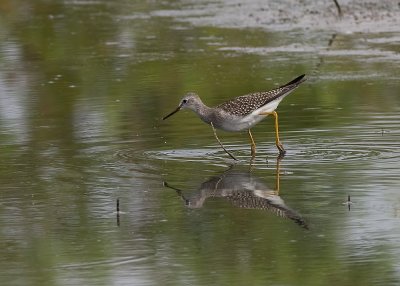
[123,126,400,167]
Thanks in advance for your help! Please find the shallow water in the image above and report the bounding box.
[1,1,400,285]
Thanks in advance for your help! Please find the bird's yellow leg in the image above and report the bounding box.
[258,111,286,156]
[248,129,256,158]
[211,122,238,161]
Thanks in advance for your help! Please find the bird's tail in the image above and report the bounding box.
[279,74,306,88]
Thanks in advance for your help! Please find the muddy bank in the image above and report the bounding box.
[148,0,400,78]
[152,0,400,33]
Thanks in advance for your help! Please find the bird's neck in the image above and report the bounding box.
[191,100,214,124]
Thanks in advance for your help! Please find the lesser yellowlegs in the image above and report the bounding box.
[163,74,306,160]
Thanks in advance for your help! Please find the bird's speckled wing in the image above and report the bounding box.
[216,74,305,116]
[216,88,286,116]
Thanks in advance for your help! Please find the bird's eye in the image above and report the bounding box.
[182,99,188,104]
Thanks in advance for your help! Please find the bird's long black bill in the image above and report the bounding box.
[162,106,181,120]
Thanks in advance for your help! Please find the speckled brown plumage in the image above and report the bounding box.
[216,74,305,116]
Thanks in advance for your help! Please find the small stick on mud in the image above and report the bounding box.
[333,0,342,18]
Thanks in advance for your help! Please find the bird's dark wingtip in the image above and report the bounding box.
[281,74,306,88]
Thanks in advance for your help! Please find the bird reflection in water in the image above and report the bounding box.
[163,158,308,229]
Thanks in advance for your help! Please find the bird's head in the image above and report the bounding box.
[162,92,201,120]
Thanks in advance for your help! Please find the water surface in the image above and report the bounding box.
[1,0,400,285]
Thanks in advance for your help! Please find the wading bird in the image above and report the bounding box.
[163,74,306,160]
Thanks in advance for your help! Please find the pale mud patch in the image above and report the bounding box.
[151,0,400,33]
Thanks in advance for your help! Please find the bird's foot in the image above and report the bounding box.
[277,142,286,159]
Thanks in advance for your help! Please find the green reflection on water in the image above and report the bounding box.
[1,1,400,286]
